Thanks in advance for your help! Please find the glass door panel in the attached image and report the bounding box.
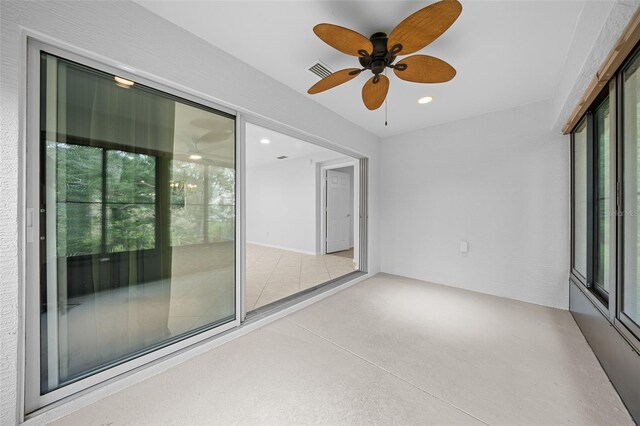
[573,120,588,279]
[623,52,640,328]
[39,52,235,394]
[594,98,611,296]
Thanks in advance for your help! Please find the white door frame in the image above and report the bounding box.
[317,159,359,268]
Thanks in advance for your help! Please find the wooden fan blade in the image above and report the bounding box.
[362,75,389,110]
[393,55,456,83]
[313,24,373,56]
[308,68,361,94]
[388,0,462,56]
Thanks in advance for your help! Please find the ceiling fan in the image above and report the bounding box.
[307,0,462,111]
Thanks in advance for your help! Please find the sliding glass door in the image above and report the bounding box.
[26,43,367,414]
[594,98,612,298]
[570,44,640,346]
[33,52,236,399]
[622,51,640,332]
[573,119,588,280]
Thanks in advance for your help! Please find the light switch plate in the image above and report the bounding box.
[460,241,468,253]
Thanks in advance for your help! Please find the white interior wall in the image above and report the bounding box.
[379,0,638,310]
[247,152,340,254]
[380,100,570,309]
[0,1,381,423]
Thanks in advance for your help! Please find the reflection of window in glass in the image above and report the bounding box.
[106,150,157,253]
[595,99,611,295]
[54,143,103,257]
[53,144,158,256]
[623,52,640,328]
[38,52,235,397]
[169,161,235,246]
[573,120,587,279]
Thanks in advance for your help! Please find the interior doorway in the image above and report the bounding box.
[326,167,354,255]
[319,161,359,269]
[244,123,360,314]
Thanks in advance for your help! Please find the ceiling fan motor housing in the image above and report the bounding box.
[359,32,397,76]
[307,0,462,110]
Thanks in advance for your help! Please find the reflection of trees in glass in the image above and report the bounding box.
[54,142,103,257]
[107,151,156,204]
[209,166,235,241]
[169,161,235,245]
[55,145,236,256]
[54,143,157,256]
[106,151,156,252]
[170,160,205,246]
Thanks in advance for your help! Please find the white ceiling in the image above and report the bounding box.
[246,123,344,168]
[137,0,595,138]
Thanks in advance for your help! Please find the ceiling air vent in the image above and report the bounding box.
[276,156,288,160]
[308,61,333,79]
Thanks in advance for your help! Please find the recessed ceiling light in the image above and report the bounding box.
[189,154,202,160]
[260,138,270,144]
[418,96,433,104]
[114,76,134,88]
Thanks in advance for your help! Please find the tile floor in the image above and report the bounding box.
[53,274,633,426]
[246,244,357,312]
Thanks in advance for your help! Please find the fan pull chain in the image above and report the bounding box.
[385,69,388,126]
[385,99,388,126]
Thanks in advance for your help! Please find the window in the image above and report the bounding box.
[169,161,235,246]
[570,95,612,303]
[570,99,610,304]
[595,98,612,296]
[54,145,158,256]
[170,160,206,245]
[573,120,588,279]
[623,51,640,329]
[570,43,640,343]
[106,150,157,253]
[34,52,236,397]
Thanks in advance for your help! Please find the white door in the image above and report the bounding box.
[326,170,351,253]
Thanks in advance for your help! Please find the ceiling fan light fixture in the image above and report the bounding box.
[418,96,433,104]
[189,154,202,160]
[260,138,270,144]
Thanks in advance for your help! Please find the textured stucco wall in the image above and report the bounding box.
[553,0,640,132]
[0,1,381,424]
